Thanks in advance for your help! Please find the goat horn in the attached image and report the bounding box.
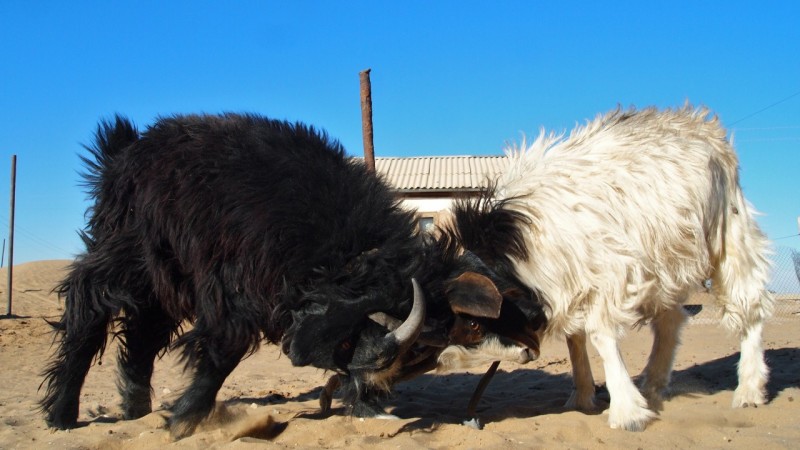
[386,278,426,353]
[368,312,402,330]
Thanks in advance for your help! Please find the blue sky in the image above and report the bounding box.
[1,1,798,288]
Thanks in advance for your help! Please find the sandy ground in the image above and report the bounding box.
[1,260,798,449]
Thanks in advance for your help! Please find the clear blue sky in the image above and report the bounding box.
[1,2,798,282]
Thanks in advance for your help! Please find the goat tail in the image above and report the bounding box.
[79,114,139,197]
[710,166,774,336]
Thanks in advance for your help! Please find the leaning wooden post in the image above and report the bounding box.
[6,155,16,316]
[359,69,376,173]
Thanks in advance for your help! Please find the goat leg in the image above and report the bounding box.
[319,374,343,413]
[463,360,500,429]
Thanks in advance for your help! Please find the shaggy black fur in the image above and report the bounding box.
[41,113,436,438]
[40,113,546,439]
[443,188,550,330]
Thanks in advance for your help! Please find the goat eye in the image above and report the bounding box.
[340,340,352,351]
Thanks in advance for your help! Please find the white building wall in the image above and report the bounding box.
[398,197,454,215]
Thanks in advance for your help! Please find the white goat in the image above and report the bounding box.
[456,105,773,431]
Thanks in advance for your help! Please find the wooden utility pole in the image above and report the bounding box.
[6,155,16,316]
[359,69,375,173]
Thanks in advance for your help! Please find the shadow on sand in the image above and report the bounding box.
[229,347,799,431]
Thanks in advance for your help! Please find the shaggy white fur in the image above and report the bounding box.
[436,336,536,373]
[495,105,773,431]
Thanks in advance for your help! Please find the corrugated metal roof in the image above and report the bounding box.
[374,156,507,192]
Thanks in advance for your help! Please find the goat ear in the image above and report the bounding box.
[446,272,502,319]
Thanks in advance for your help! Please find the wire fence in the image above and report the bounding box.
[687,246,800,324]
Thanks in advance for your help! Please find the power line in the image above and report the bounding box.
[734,126,800,131]
[729,90,800,126]
[0,215,74,256]
[736,137,800,142]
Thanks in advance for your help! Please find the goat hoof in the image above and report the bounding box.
[462,417,483,430]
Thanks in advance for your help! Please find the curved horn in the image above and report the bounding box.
[368,312,402,331]
[386,278,426,353]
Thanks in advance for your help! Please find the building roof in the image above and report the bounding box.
[374,155,507,192]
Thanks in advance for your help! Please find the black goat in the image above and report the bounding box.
[41,113,546,439]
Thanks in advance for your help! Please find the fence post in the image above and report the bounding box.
[6,155,16,316]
